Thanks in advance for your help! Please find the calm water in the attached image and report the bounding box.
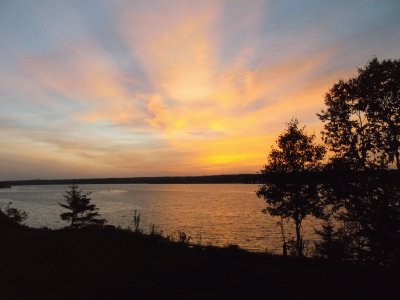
[0,184,319,252]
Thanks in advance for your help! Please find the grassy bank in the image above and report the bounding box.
[1,221,398,300]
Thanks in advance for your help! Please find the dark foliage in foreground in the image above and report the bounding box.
[0,202,27,227]
[320,174,400,266]
[0,224,398,300]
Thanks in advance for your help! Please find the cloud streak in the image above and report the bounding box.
[1,0,400,179]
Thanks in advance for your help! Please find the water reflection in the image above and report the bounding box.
[0,184,319,252]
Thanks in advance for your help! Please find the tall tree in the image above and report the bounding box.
[59,184,106,228]
[358,58,400,169]
[257,119,326,256]
[318,58,400,170]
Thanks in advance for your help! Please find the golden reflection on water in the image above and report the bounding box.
[0,184,320,253]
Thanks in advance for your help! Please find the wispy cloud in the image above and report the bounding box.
[1,0,399,179]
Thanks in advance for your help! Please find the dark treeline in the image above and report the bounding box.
[2,170,399,187]
[1,174,261,186]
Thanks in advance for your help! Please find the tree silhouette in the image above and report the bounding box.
[0,202,28,227]
[4,202,28,224]
[59,184,106,228]
[318,58,400,170]
[257,119,326,256]
[313,219,350,260]
[321,174,400,265]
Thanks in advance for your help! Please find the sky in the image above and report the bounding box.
[1,0,400,180]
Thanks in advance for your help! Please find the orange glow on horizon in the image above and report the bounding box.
[2,0,398,179]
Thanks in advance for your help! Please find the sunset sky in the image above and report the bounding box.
[1,0,400,180]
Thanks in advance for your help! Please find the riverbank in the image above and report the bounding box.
[1,222,398,299]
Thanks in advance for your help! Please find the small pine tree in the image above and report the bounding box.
[59,184,106,228]
[314,220,349,260]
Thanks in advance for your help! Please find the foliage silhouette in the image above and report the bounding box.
[314,219,351,261]
[59,184,106,228]
[257,119,326,256]
[318,58,400,170]
[177,230,191,244]
[321,174,400,265]
[4,202,28,224]
[0,202,28,227]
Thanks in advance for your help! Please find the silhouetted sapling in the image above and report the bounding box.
[59,184,106,228]
[314,219,350,260]
[133,209,141,233]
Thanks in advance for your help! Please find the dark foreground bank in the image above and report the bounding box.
[1,222,398,300]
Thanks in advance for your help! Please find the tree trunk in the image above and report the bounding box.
[295,219,303,257]
[279,217,287,256]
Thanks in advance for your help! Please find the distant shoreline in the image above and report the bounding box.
[0,174,262,186]
[1,170,398,187]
